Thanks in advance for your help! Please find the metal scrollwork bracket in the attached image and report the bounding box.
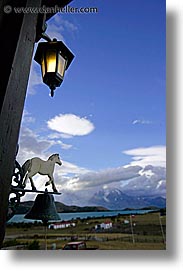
[7,160,25,221]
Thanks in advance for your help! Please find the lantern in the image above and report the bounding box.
[34,38,74,97]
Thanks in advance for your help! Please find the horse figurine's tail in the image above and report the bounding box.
[22,159,31,178]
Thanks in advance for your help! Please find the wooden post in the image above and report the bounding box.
[130,215,135,244]
[0,0,42,248]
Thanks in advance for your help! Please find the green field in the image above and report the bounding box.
[3,212,166,250]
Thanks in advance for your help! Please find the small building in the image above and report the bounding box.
[48,221,76,230]
[124,219,130,224]
[95,221,112,230]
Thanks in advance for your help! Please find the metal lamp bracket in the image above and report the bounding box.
[35,13,52,43]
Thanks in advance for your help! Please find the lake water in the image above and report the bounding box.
[8,209,153,223]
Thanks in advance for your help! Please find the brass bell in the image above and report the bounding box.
[24,192,60,224]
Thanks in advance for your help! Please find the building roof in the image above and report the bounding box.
[50,221,73,225]
[104,220,112,224]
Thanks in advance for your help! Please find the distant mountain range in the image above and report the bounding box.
[89,188,166,210]
[16,187,166,214]
[15,201,107,214]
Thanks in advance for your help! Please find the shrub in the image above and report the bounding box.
[27,240,40,250]
[2,238,19,248]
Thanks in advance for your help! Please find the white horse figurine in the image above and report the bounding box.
[22,154,62,192]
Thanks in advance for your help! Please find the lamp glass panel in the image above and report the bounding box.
[58,53,67,77]
[46,50,57,73]
[41,56,45,78]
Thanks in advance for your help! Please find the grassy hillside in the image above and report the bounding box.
[3,212,166,250]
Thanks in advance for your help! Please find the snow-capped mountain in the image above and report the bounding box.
[89,188,166,210]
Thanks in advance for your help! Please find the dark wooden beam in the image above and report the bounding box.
[0,0,25,111]
[0,0,42,248]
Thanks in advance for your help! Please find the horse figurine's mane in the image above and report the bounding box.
[48,154,59,161]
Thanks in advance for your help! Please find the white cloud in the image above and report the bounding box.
[18,127,53,159]
[123,145,166,167]
[62,165,142,191]
[18,127,73,164]
[47,14,78,41]
[132,119,152,125]
[47,113,95,137]
[46,20,65,41]
[48,132,73,139]
[55,160,91,179]
[27,60,43,95]
[57,142,73,150]
[22,109,35,124]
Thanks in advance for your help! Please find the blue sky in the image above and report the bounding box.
[18,0,166,204]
